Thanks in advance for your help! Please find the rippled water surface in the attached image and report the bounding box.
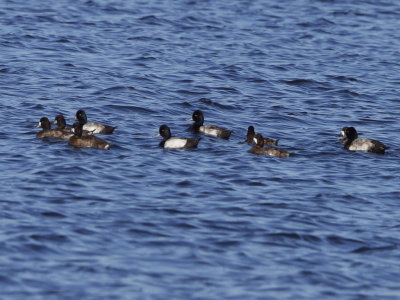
[1,0,400,298]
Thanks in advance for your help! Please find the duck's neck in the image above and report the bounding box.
[57,120,66,130]
[42,124,51,131]
[192,120,203,131]
[162,130,171,141]
[74,126,83,137]
[344,136,356,149]
[78,115,87,125]
[246,132,255,142]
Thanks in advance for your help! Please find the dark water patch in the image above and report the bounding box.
[30,234,69,243]
[74,227,96,235]
[352,244,397,254]
[333,89,361,97]
[176,89,208,96]
[246,77,268,83]
[326,235,365,248]
[282,78,333,91]
[161,208,197,215]
[127,35,166,42]
[0,275,15,284]
[22,243,58,254]
[138,15,164,25]
[128,228,170,238]
[93,86,136,95]
[41,211,66,218]
[326,75,359,83]
[297,17,336,28]
[127,55,157,61]
[198,98,237,110]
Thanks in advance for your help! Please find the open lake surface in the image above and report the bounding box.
[1,0,400,298]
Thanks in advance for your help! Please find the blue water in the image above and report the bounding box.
[1,0,400,298]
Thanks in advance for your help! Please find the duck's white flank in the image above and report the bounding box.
[348,138,376,151]
[164,138,188,149]
[83,122,104,134]
[199,125,219,137]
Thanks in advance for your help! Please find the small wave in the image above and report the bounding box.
[138,15,165,26]
[352,244,397,254]
[176,89,207,95]
[327,75,358,82]
[127,36,165,42]
[105,104,155,113]
[41,211,66,218]
[297,17,336,27]
[199,98,236,110]
[334,89,360,97]
[214,86,240,93]
[128,228,170,238]
[93,86,136,95]
[129,55,157,61]
[30,234,69,243]
[283,79,320,86]
[326,235,364,246]
[55,38,70,43]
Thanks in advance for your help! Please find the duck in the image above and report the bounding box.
[69,122,110,150]
[250,134,290,157]
[54,114,94,136]
[75,109,116,134]
[53,115,70,131]
[338,127,388,154]
[189,110,231,139]
[245,126,279,145]
[158,125,200,149]
[36,117,72,140]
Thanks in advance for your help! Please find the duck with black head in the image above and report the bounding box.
[189,110,231,139]
[53,115,69,131]
[338,126,388,154]
[250,134,290,157]
[54,114,94,136]
[69,122,110,150]
[245,126,279,145]
[75,109,116,134]
[36,117,72,140]
[158,124,200,149]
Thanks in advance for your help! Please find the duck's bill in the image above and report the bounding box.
[337,131,345,137]
[52,120,58,125]
[34,121,41,128]
[186,117,193,121]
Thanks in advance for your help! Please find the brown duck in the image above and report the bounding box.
[36,117,72,140]
[250,134,290,157]
[245,126,279,145]
[69,123,110,150]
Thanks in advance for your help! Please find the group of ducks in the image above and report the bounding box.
[36,110,115,150]
[36,109,389,156]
